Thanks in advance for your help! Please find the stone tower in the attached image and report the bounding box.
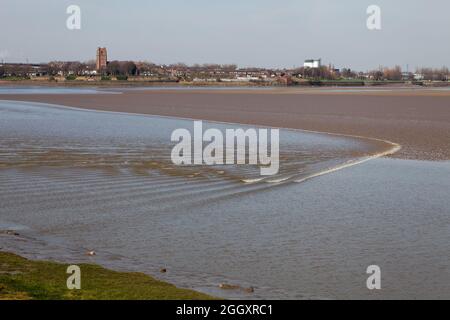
[96,47,108,71]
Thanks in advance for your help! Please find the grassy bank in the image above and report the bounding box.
[0,252,215,300]
[0,79,268,87]
[2,78,449,88]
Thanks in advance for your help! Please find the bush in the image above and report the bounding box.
[116,75,128,81]
[1,76,29,81]
[65,74,77,81]
[101,76,112,81]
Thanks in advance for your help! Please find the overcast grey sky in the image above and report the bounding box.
[1,0,449,70]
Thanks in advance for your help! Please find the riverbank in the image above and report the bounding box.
[0,251,215,300]
[0,79,269,88]
[1,78,449,88]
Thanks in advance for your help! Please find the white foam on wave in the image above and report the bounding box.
[265,176,293,183]
[294,141,401,183]
[241,178,265,184]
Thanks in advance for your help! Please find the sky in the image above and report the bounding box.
[1,0,449,71]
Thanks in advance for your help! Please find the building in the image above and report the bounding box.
[304,59,321,69]
[277,75,293,86]
[402,72,413,81]
[96,47,108,71]
[413,73,424,81]
[0,63,48,77]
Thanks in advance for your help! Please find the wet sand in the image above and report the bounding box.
[1,87,450,160]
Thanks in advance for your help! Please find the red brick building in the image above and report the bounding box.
[96,47,108,72]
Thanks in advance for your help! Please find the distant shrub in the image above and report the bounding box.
[101,76,112,81]
[2,76,29,81]
[65,74,77,81]
[116,75,128,81]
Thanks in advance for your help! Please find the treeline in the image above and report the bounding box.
[291,66,359,80]
[1,60,449,82]
[165,63,238,72]
[0,61,240,78]
[290,65,449,81]
[416,67,449,81]
[367,66,403,81]
[368,66,449,81]
[0,63,46,77]
[47,61,95,75]
[105,61,138,76]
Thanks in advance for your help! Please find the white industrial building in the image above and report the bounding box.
[304,59,321,69]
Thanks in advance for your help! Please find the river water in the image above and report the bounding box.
[0,98,448,299]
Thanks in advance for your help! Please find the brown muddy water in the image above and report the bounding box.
[0,99,449,299]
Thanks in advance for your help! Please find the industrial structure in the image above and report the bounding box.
[304,59,321,69]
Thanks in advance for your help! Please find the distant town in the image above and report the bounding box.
[0,47,449,86]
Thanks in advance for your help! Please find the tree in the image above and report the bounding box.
[120,61,137,76]
[368,69,384,81]
[341,68,357,79]
[107,60,121,76]
[383,66,402,80]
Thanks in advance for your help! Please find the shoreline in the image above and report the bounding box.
[0,87,449,160]
[2,79,450,93]
[1,79,449,89]
[0,251,215,300]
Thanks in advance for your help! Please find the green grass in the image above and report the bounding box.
[0,76,30,81]
[116,75,129,81]
[0,252,215,300]
[65,74,77,81]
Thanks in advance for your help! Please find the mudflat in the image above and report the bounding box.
[1,87,450,160]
